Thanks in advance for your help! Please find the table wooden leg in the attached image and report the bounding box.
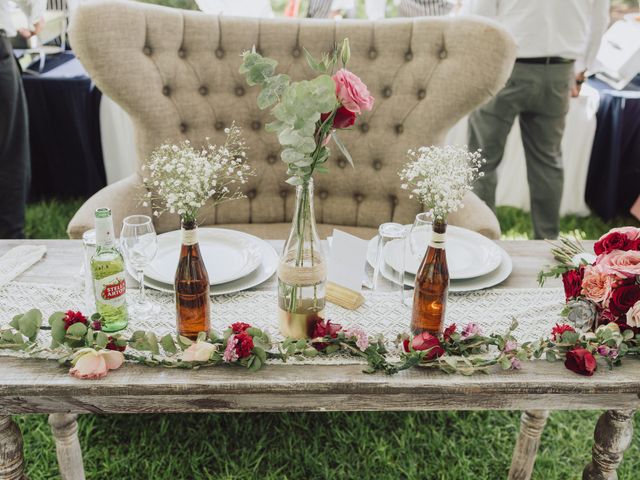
[0,415,26,480]
[48,414,85,480]
[583,409,635,480]
[508,410,549,480]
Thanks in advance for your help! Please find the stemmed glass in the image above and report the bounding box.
[120,215,158,318]
[403,212,434,305]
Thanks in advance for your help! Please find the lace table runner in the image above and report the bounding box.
[0,281,564,365]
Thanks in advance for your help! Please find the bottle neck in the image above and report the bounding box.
[292,179,317,230]
[429,220,447,250]
[95,216,115,248]
[181,221,198,246]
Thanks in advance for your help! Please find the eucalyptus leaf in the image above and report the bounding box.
[49,311,66,326]
[66,322,87,338]
[161,334,178,354]
[95,332,109,349]
[51,318,66,344]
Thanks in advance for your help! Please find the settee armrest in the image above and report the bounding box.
[67,174,152,239]
[448,192,501,240]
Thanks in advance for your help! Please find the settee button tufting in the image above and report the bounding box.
[395,124,404,134]
[292,47,301,58]
[179,122,188,133]
[178,48,186,59]
[214,121,225,131]
[368,48,377,60]
[389,194,399,206]
[251,120,261,131]
[337,158,347,168]
[266,153,277,164]
[417,88,426,100]
[215,47,225,59]
[199,86,209,96]
[318,190,328,200]
[354,193,365,203]
[359,122,369,133]
[143,46,152,56]
[162,85,171,96]
[404,50,413,61]
[372,159,383,171]
[439,49,447,60]
[235,86,245,97]
[382,86,392,98]
[247,189,257,200]
[279,189,288,199]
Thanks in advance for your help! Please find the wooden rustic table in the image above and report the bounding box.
[0,239,638,480]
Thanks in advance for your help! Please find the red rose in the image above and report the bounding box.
[562,269,583,301]
[564,348,597,376]
[403,332,444,360]
[443,324,457,342]
[320,106,357,129]
[594,232,631,255]
[234,332,254,359]
[231,322,251,334]
[63,310,88,330]
[609,283,640,317]
[311,318,343,351]
[106,336,126,352]
[551,323,576,341]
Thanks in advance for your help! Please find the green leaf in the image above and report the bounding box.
[146,332,160,355]
[66,322,87,338]
[160,334,177,355]
[51,317,66,344]
[9,314,20,330]
[196,331,207,343]
[295,339,307,350]
[15,309,42,341]
[249,356,263,372]
[545,350,557,362]
[95,332,109,349]
[303,348,319,357]
[49,311,66,326]
[623,329,635,341]
[303,48,325,73]
[177,335,193,349]
[332,132,354,168]
[253,346,267,363]
[561,331,580,345]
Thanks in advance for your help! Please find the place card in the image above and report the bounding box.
[327,229,368,292]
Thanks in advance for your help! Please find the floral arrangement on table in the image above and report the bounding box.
[3,306,638,379]
[239,39,374,337]
[537,226,640,375]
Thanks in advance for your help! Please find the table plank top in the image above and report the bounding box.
[2,239,639,414]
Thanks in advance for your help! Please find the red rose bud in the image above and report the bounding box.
[63,310,88,331]
[551,323,576,341]
[564,348,597,376]
[594,232,631,256]
[320,106,357,129]
[234,332,254,358]
[231,322,252,334]
[443,324,457,342]
[404,332,444,360]
[561,269,583,301]
[106,336,126,352]
[609,283,640,317]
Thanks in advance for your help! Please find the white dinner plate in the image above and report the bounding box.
[384,225,502,279]
[366,236,512,292]
[145,228,263,286]
[142,239,278,296]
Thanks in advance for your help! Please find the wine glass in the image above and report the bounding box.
[369,222,407,292]
[120,215,158,318]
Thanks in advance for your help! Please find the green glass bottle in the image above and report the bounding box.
[91,208,128,331]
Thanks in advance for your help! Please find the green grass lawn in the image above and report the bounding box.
[14,200,640,479]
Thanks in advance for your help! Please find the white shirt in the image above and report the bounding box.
[1,0,46,37]
[461,0,610,72]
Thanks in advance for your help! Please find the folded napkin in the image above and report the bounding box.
[0,245,47,287]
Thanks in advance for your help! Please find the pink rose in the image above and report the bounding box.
[599,227,640,242]
[183,341,217,362]
[597,250,640,278]
[69,348,124,380]
[581,265,614,306]
[626,301,640,328]
[332,69,374,114]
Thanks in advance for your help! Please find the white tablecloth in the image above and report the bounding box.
[100,87,599,216]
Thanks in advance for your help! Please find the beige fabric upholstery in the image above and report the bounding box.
[67,1,516,239]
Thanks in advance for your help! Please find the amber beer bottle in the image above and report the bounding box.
[410,220,449,334]
[175,221,210,339]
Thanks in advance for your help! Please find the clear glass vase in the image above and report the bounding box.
[278,178,327,339]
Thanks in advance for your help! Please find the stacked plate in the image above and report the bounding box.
[366,225,513,292]
[143,228,278,295]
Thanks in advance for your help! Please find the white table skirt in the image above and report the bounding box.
[100,87,599,216]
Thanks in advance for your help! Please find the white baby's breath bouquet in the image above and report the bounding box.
[143,124,253,224]
[399,145,485,222]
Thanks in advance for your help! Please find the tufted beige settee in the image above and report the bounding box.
[67,1,516,240]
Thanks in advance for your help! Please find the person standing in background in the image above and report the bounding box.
[0,0,45,238]
[398,0,455,17]
[462,0,609,239]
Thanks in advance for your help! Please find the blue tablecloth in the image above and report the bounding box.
[585,75,640,220]
[22,52,106,199]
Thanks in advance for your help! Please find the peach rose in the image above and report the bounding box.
[626,301,640,328]
[597,250,640,278]
[332,68,374,114]
[182,341,216,362]
[581,265,614,306]
[69,348,124,380]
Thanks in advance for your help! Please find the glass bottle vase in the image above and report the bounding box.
[278,178,327,339]
[410,219,449,334]
[175,220,210,339]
